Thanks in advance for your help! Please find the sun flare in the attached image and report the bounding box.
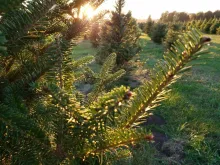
[80,4,95,19]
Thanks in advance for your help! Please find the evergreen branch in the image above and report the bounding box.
[0,0,56,55]
[2,32,90,94]
[83,128,153,157]
[91,10,109,22]
[90,0,106,9]
[0,103,54,161]
[72,56,94,69]
[0,30,7,56]
[100,53,117,77]
[123,29,211,128]
[87,53,125,104]
[115,0,125,16]
[88,86,128,120]
[55,36,63,89]
[0,0,26,14]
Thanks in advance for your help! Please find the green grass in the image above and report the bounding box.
[72,34,220,164]
[137,33,220,164]
[72,40,97,59]
[155,34,220,164]
[139,33,164,68]
[71,39,101,72]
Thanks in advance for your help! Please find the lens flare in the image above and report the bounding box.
[80,4,95,19]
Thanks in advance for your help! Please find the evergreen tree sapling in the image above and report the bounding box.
[217,27,220,35]
[210,20,220,34]
[163,29,179,49]
[97,0,141,66]
[200,19,208,31]
[144,15,154,35]
[203,19,213,33]
[150,23,167,44]
[138,22,145,31]
[186,18,220,34]
[90,23,101,48]
[195,20,203,29]
[163,23,182,49]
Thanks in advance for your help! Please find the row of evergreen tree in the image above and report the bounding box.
[139,16,219,50]
[186,18,220,34]
[139,17,180,45]
[160,10,220,22]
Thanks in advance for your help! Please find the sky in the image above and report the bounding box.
[95,0,220,19]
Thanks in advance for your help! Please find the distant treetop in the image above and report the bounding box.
[160,10,220,22]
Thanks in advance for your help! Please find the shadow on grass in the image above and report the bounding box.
[156,74,220,164]
[151,37,220,164]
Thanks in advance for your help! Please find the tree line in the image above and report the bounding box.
[160,10,220,22]
[139,13,219,50]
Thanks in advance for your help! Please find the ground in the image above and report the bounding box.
[72,33,220,164]
[155,34,220,164]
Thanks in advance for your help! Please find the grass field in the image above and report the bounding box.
[72,34,220,164]
[71,40,101,72]
[139,34,164,68]
[155,34,220,164]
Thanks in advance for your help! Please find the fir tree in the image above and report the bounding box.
[90,23,101,48]
[138,22,145,31]
[217,27,220,35]
[163,23,183,49]
[195,20,203,29]
[97,0,141,66]
[203,19,213,33]
[210,20,220,34]
[150,22,167,44]
[200,19,208,31]
[144,15,154,35]
[163,29,179,49]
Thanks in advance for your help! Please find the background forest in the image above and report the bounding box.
[0,0,219,164]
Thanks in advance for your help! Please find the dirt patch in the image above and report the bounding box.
[155,139,186,164]
[162,139,185,158]
[152,131,169,150]
[144,114,166,126]
[141,114,185,164]
[141,114,169,150]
